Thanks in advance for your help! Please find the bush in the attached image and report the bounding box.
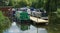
[0,11,11,32]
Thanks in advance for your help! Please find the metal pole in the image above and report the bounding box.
[37,27,38,33]
[37,11,38,33]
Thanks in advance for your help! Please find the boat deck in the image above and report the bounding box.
[30,16,48,23]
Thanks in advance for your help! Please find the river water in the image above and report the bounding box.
[1,19,60,33]
[3,22,48,33]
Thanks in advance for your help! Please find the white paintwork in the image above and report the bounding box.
[30,16,48,23]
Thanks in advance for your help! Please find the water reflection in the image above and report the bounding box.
[0,22,11,33]
[48,25,60,33]
[4,22,20,33]
[3,22,48,33]
[48,12,60,33]
[38,28,47,33]
[2,19,60,33]
[20,22,30,31]
[17,22,48,33]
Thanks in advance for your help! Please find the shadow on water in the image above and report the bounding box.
[16,21,48,33]
[1,12,60,33]
[48,24,60,33]
[48,12,60,33]
[1,21,60,33]
[2,21,48,33]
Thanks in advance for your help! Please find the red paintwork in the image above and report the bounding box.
[0,6,12,17]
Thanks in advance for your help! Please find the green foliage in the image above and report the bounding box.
[57,8,60,18]
[31,0,44,8]
[57,0,60,8]
[8,0,45,8]
[44,0,59,26]
[45,0,57,12]
[0,0,9,6]
[49,13,57,25]
[8,0,13,6]
[21,24,28,31]
[0,11,11,33]
[36,0,44,8]
[15,0,27,8]
[48,24,60,33]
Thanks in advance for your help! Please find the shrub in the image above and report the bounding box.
[0,11,11,32]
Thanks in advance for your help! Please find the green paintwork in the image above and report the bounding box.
[15,11,30,20]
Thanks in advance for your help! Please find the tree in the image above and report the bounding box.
[45,0,57,13]
[8,0,13,6]
[30,0,44,8]
[0,0,9,6]
[30,2,37,8]
[36,0,44,8]
[57,0,60,8]
[15,0,27,8]
[45,0,58,26]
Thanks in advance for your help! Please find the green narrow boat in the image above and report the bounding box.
[15,11,30,22]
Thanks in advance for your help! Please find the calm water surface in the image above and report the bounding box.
[3,22,48,33]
